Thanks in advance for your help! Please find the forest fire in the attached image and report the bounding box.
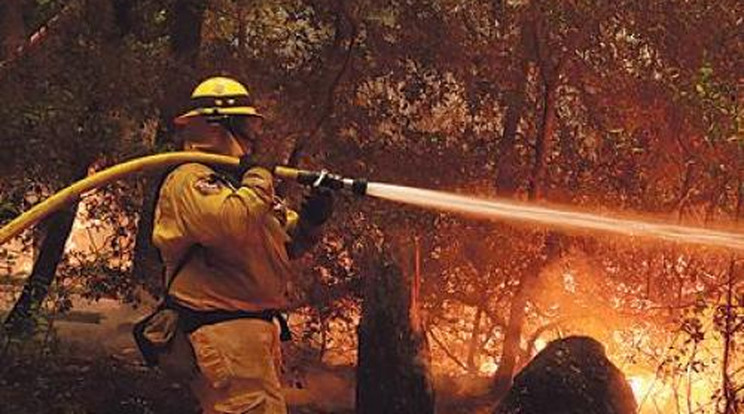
[5,191,740,413]
[626,369,720,413]
[628,374,653,404]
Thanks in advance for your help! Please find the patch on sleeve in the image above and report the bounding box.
[271,197,289,226]
[193,176,224,195]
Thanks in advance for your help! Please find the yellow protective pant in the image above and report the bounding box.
[187,318,287,414]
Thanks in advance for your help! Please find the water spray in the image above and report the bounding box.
[2,152,744,252]
[365,183,744,251]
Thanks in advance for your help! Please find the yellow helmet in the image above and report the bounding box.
[179,76,263,119]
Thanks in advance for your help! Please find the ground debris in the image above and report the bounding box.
[0,351,199,414]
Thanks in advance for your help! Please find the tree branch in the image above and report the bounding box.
[426,324,469,372]
[0,3,78,79]
[284,0,358,169]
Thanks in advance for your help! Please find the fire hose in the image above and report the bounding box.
[3,151,744,251]
[0,151,367,246]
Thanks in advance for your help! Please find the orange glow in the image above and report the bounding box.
[534,337,548,353]
[628,375,655,404]
[478,360,498,375]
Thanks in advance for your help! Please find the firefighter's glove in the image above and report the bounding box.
[300,188,334,226]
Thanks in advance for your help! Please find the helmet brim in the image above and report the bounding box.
[178,106,264,119]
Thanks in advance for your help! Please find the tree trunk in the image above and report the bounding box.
[0,0,25,61]
[721,259,736,414]
[527,81,558,201]
[493,23,562,395]
[356,241,435,414]
[492,268,531,396]
[132,0,207,290]
[495,14,535,197]
[2,198,81,336]
[156,0,208,146]
[490,0,607,394]
[492,233,562,397]
[112,0,135,38]
[467,306,484,373]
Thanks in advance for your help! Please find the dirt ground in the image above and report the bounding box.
[0,298,492,414]
[1,351,200,414]
[0,298,357,414]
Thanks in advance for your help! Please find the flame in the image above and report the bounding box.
[478,360,498,375]
[628,375,654,403]
[626,369,720,413]
[534,337,548,352]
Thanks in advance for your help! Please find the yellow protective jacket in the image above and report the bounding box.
[152,162,298,312]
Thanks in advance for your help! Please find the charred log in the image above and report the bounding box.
[494,336,637,414]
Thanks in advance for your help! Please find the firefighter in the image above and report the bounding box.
[151,76,332,413]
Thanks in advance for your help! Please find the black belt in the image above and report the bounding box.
[165,297,292,341]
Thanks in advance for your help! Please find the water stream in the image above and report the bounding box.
[365,183,744,251]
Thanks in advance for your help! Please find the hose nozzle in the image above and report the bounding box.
[273,166,367,196]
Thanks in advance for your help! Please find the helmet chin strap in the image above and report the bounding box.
[232,133,255,157]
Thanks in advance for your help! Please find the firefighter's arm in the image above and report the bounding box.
[164,163,274,246]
